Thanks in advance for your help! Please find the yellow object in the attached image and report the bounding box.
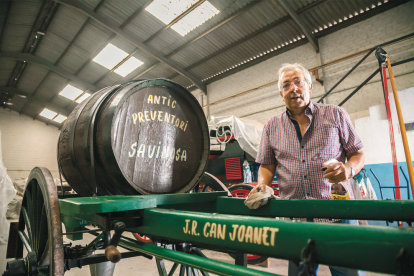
[386,56,414,200]
[331,193,350,200]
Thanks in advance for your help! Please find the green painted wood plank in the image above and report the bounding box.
[59,192,228,215]
[59,196,157,215]
[133,208,414,275]
[216,197,414,221]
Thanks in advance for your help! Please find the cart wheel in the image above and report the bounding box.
[196,172,231,195]
[155,243,210,276]
[228,183,270,265]
[7,167,65,276]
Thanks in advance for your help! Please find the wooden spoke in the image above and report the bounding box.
[156,257,168,276]
[167,262,179,276]
[21,206,32,243]
[155,244,211,276]
[18,230,32,252]
[179,264,186,276]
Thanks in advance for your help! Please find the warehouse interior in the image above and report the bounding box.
[0,0,414,275]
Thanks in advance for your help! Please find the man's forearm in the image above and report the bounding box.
[346,149,365,176]
[257,164,276,187]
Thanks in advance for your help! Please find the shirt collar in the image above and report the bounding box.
[286,101,314,118]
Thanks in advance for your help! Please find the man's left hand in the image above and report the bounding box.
[323,162,351,183]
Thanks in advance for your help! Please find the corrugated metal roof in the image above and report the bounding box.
[1,0,43,52]
[98,0,144,27]
[34,72,69,100]
[0,59,16,87]
[1,0,404,124]
[16,63,49,93]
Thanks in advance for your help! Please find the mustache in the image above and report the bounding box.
[290,94,303,99]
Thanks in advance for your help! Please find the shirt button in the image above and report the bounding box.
[301,146,304,149]
[302,160,305,163]
[304,175,307,179]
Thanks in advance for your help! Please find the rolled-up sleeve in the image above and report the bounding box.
[338,107,364,153]
[255,122,277,165]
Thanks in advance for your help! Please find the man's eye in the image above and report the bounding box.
[283,84,290,88]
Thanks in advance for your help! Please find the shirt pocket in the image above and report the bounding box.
[318,124,341,159]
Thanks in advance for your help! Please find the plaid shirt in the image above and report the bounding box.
[256,102,363,222]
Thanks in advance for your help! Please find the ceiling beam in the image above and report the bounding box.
[0,0,13,52]
[167,0,328,80]
[129,0,264,83]
[187,0,407,88]
[277,0,319,52]
[55,0,206,94]
[80,0,154,88]
[165,0,264,59]
[0,87,71,116]
[0,52,99,91]
[167,16,292,80]
[5,0,59,90]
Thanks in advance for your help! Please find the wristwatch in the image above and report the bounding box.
[345,162,355,178]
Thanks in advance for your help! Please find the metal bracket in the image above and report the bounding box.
[375,47,387,65]
[235,252,248,267]
[298,239,316,276]
[65,251,152,270]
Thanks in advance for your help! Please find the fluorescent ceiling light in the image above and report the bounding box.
[171,1,220,36]
[39,108,57,120]
[53,114,67,123]
[114,57,144,77]
[93,43,144,77]
[75,93,91,103]
[59,85,83,101]
[146,0,198,25]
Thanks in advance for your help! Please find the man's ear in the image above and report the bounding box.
[279,90,283,98]
[308,83,313,95]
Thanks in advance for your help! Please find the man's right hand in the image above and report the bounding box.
[248,183,268,196]
[247,164,276,197]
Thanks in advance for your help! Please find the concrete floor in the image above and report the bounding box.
[1,220,388,276]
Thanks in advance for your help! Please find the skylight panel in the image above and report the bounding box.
[171,1,220,36]
[59,85,84,101]
[93,43,144,77]
[93,44,129,70]
[146,0,198,24]
[39,108,57,120]
[75,93,91,103]
[53,115,67,123]
[114,57,144,77]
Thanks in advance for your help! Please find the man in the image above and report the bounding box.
[250,63,365,276]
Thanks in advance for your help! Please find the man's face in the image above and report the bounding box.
[279,69,312,110]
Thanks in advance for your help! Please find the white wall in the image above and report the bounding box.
[355,87,414,165]
[0,108,60,181]
[194,1,414,127]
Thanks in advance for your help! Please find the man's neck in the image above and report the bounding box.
[288,104,308,119]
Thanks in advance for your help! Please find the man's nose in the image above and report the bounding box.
[288,84,299,93]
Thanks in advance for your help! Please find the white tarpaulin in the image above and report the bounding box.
[0,131,17,243]
[208,116,264,158]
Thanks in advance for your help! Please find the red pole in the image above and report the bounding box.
[381,65,401,200]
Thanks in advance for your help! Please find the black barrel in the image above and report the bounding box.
[58,79,209,196]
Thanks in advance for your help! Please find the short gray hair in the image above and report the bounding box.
[278,63,312,91]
